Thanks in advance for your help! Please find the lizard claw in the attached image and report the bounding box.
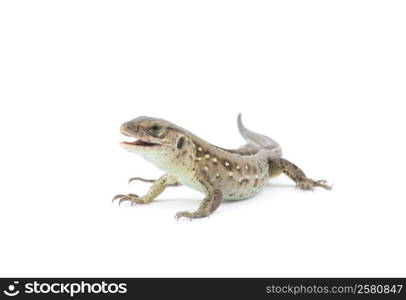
[112,193,144,205]
[112,194,126,203]
[174,211,194,221]
[314,179,332,190]
[296,179,332,191]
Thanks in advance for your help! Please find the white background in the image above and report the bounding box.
[0,0,405,277]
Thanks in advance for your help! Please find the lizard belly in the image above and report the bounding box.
[177,174,206,194]
[221,174,269,200]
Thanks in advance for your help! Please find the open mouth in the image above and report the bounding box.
[120,131,160,146]
[120,127,160,148]
[122,139,159,147]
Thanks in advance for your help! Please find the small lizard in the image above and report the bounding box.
[113,114,331,220]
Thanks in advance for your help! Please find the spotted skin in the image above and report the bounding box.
[113,114,331,220]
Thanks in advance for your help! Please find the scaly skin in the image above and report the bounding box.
[113,114,331,220]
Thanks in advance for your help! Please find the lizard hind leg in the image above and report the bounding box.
[268,158,332,190]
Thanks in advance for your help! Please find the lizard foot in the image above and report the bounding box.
[128,176,181,186]
[174,210,210,221]
[296,179,332,191]
[174,211,194,221]
[112,193,146,206]
[128,177,156,184]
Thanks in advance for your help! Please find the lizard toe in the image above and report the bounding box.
[112,194,144,206]
[296,179,331,191]
[174,211,193,221]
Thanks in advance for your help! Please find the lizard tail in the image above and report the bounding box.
[237,113,282,157]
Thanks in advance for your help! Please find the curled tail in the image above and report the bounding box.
[237,113,282,157]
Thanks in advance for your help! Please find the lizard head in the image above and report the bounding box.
[119,116,193,172]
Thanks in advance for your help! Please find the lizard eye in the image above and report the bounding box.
[150,125,162,132]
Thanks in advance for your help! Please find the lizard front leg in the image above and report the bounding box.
[269,158,332,190]
[113,174,179,206]
[175,184,222,220]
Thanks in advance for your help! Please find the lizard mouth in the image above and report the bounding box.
[122,139,159,147]
[120,127,160,148]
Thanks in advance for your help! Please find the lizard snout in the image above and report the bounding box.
[120,122,139,136]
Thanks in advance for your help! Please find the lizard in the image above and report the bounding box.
[113,114,331,220]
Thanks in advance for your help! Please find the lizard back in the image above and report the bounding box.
[186,114,282,200]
